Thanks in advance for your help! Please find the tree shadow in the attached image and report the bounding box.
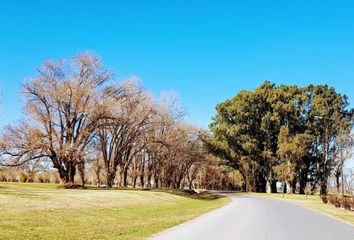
[56,184,226,200]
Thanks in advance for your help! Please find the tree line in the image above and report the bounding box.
[1,53,353,195]
[0,53,238,190]
[206,81,354,195]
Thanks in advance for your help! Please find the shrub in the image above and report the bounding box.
[0,174,6,182]
[19,172,28,183]
[339,197,352,210]
[26,171,36,183]
[37,175,45,183]
[320,195,328,204]
[328,195,341,208]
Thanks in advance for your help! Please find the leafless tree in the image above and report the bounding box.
[97,79,155,187]
[334,132,354,194]
[0,53,238,190]
[0,52,111,185]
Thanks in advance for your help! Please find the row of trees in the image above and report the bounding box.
[207,81,354,195]
[1,54,352,194]
[0,53,238,190]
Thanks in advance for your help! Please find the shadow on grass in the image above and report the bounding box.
[57,184,224,200]
[151,188,225,200]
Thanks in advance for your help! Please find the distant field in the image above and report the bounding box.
[240,192,354,226]
[0,183,229,240]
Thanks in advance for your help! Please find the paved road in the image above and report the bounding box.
[148,194,354,240]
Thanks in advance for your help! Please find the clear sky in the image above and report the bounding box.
[1,0,354,131]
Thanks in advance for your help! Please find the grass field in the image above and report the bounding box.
[241,192,354,226]
[0,183,230,240]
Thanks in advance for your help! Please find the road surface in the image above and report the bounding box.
[148,194,354,240]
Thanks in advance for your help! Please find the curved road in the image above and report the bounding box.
[148,195,354,240]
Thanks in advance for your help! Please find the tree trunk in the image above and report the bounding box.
[133,176,137,188]
[95,167,101,187]
[266,171,274,193]
[140,174,144,188]
[106,172,114,188]
[256,173,267,193]
[299,168,308,195]
[247,177,256,192]
[176,176,183,189]
[271,180,277,193]
[154,176,159,188]
[78,162,85,186]
[146,174,152,188]
[60,162,76,185]
[291,178,297,194]
[320,164,328,195]
[241,181,247,192]
[320,180,328,195]
[140,162,145,188]
[286,181,291,193]
[266,180,271,193]
[123,166,129,187]
[335,170,340,194]
[189,180,193,190]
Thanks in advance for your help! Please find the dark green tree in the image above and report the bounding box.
[207,81,353,194]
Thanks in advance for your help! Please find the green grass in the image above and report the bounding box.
[240,192,354,226]
[0,183,230,240]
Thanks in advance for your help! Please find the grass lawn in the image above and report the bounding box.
[240,192,354,226]
[0,183,230,240]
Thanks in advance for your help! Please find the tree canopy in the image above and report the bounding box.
[207,81,353,194]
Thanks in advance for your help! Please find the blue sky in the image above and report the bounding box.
[1,0,354,132]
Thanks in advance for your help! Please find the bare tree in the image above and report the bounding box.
[334,131,354,195]
[97,79,155,187]
[0,52,111,185]
[343,167,354,195]
[0,53,238,191]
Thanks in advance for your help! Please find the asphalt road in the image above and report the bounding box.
[148,194,354,240]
